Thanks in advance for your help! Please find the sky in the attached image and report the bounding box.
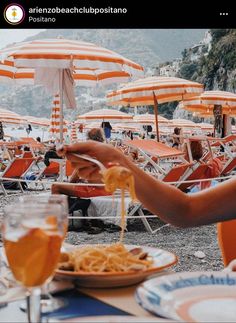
[0,29,46,48]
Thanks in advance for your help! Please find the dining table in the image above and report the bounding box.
[0,271,171,322]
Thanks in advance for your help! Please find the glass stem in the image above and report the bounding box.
[26,287,41,323]
[41,283,53,301]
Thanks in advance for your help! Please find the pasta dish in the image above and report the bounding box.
[102,165,137,242]
[102,165,136,200]
[58,244,153,273]
[58,161,153,274]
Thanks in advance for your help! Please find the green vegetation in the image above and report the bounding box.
[179,62,198,80]
[178,29,236,91]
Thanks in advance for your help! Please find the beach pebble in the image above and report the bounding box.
[194,251,206,259]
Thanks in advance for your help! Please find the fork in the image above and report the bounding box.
[56,144,107,173]
[71,153,107,173]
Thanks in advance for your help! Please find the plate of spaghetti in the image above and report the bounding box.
[55,243,177,288]
[55,165,177,287]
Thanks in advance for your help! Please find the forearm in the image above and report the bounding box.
[61,142,236,227]
[117,155,236,227]
[118,156,193,227]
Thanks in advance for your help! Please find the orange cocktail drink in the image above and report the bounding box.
[4,222,63,287]
[3,202,64,322]
[3,205,64,287]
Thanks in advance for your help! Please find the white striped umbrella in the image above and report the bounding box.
[0,107,26,125]
[0,39,144,77]
[70,122,78,143]
[198,122,214,131]
[169,118,200,128]
[180,91,236,115]
[0,61,134,87]
[83,122,101,130]
[24,115,50,127]
[49,94,68,139]
[181,90,236,136]
[112,124,140,132]
[76,108,133,122]
[166,119,200,135]
[107,76,203,141]
[107,77,203,106]
[133,113,169,124]
[0,38,143,142]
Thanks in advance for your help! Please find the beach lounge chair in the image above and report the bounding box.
[22,151,34,158]
[217,220,236,266]
[124,139,186,160]
[161,163,191,183]
[177,162,209,192]
[0,157,36,195]
[220,157,236,176]
[40,161,60,179]
[124,139,186,175]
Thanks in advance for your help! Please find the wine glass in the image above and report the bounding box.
[2,202,64,323]
[18,194,69,313]
[18,194,69,240]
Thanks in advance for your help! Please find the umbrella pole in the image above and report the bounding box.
[58,70,64,181]
[153,92,159,142]
[59,70,64,144]
[41,128,45,142]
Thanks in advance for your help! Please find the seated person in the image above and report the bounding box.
[51,128,118,233]
[184,140,223,190]
[172,127,183,149]
[51,128,111,198]
[87,127,105,142]
[22,146,33,158]
[44,144,62,166]
[184,140,203,163]
[127,149,145,163]
[0,158,6,171]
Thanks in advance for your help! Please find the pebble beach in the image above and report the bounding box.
[0,190,224,273]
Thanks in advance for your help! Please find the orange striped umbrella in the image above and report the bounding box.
[0,107,26,125]
[76,108,133,122]
[24,115,50,127]
[0,38,143,143]
[107,76,203,141]
[169,118,200,128]
[198,122,214,131]
[180,91,236,115]
[133,113,169,124]
[70,122,78,143]
[0,39,143,81]
[0,61,134,87]
[83,122,100,130]
[107,77,203,106]
[113,124,140,132]
[166,119,200,135]
[49,94,67,139]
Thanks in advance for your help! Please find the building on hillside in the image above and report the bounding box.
[158,59,181,77]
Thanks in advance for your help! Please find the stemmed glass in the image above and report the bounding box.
[18,194,69,313]
[2,202,64,323]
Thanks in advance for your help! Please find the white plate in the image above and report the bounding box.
[49,315,175,322]
[135,271,236,322]
[55,244,177,288]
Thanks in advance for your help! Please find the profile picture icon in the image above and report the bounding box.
[4,3,25,25]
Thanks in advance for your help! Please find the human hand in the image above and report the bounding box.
[57,141,129,182]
